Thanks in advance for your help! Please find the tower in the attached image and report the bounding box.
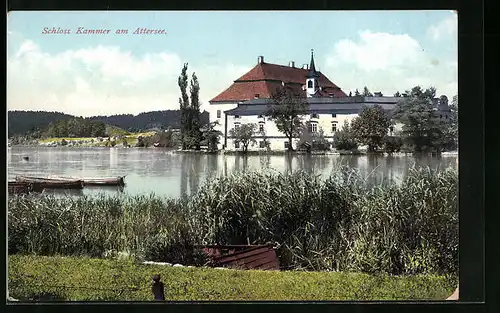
[306,49,320,98]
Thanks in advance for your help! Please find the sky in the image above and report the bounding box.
[7,11,458,117]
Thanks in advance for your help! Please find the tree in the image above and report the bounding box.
[393,86,446,153]
[188,72,202,149]
[178,63,190,150]
[394,91,402,97]
[201,121,223,152]
[441,95,458,151]
[362,86,373,97]
[350,105,391,152]
[266,87,308,151]
[178,64,203,150]
[333,120,358,151]
[383,136,404,153]
[297,125,330,152]
[229,123,258,153]
[354,89,360,96]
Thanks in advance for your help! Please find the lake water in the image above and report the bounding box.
[7,147,458,199]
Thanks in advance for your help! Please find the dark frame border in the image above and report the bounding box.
[5,0,485,312]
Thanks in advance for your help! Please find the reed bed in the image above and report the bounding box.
[8,167,458,277]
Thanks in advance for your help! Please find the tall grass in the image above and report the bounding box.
[8,167,458,276]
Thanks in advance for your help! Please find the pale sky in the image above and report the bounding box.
[7,11,458,117]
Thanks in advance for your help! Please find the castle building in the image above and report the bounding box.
[208,50,450,151]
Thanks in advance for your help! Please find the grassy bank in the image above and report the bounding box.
[8,255,455,301]
[38,131,156,146]
[8,167,458,277]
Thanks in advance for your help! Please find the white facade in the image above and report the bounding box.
[206,102,238,149]
[223,113,361,152]
[216,112,405,152]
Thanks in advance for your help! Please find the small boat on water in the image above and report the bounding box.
[15,176,84,190]
[47,175,126,186]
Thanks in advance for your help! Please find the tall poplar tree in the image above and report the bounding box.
[178,63,190,150]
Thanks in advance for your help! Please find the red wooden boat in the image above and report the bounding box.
[8,181,31,195]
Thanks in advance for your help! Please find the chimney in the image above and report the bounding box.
[302,64,308,70]
[289,61,295,67]
[258,56,264,64]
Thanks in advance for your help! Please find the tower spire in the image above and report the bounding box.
[307,49,319,78]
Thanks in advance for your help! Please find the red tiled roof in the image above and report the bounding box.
[210,62,346,103]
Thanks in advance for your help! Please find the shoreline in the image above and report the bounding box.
[9,144,459,157]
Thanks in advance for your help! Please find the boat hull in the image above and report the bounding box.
[48,175,126,186]
[15,176,84,190]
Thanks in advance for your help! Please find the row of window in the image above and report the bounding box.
[216,111,338,120]
[234,141,288,149]
[234,122,395,134]
[218,111,448,121]
[233,123,265,133]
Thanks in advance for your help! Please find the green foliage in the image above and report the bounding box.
[8,255,455,301]
[441,95,458,151]
[333,121,358,151]
[201,122,223,152]
[141,129,179,148]
[229,124,258,153]
[9,168,458,278]
[8,110,210,139]
[362,86,373,97]
[135,136,146,147]
[383,136,404,153]
[178,64,203,150]
[44,118,107,138]
[393,86,450,153]
[297,126,330,152]
[8,111,74,138]
[266,87,309,151]
[351,105,391,152]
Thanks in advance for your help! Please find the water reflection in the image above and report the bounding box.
[7,147,458,199]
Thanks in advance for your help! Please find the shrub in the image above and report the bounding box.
[383,136,403,153]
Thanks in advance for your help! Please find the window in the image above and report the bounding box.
[311,113,319,119]
[234,115,240,119]
[332,113,337,118]
[284,141,290,149]
[307,80,313,88]
[311,123,317,133]
[445,115,448,119]
[216,110,221,118]
[259,124,264,133]
[234,123,240,131]
[307,123,312,133]
[234,141,240,149]
[331,122,337,133]
[440,114,443,119]
[389,126,394,132]
[259,141,265,148]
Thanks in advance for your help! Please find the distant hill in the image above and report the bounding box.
[8,110,210,137]
[88,110,210,132]
[8,111,74,137]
